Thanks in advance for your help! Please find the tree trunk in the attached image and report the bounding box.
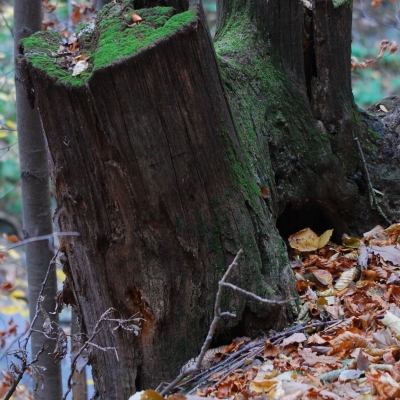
[14,1,62,399]
[17,0,399,398]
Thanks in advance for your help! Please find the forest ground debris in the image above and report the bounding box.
[154,221,400,400]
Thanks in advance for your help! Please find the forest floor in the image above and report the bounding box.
[154,222,400,400]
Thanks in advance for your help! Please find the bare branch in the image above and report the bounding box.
[63,308,142,400]
[7,231,81,250]
[220,282,292,305]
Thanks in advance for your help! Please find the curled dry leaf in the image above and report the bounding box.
[381,311,400,336]
[334,267,357,291]
[379,104,389,113]
[264,340,278,358]
[72,60,88,76]
[329,331,368,354]
[131,13,143,23]
[389,41,398,54]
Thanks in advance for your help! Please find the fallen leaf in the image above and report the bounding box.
[72,60,88,76]
[131,13,143,23]
[289,228,319,252]
[334,267,357,291]
[370,245,400,266]
[318,229,333,249]
[281,332,307,346]
[71,7,81,25]
[379,104,388,113]
[381,311,400,336]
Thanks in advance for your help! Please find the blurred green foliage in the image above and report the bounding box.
[352,41,400,108]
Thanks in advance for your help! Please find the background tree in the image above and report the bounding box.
[13,0,62,398]
[17,0,400,399]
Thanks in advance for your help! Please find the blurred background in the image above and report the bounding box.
[0,0,398,398]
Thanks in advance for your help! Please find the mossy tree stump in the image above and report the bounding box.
[18,0,399,398]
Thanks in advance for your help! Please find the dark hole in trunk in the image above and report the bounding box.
[277,203,341,244]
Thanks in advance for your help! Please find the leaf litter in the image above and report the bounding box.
[149,222,400,400]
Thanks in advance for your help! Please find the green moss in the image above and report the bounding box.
[94,9,195,70]
[21,30,60,53]
[332,0,352,7]
[214,10,333,219]
[21,3,195,87]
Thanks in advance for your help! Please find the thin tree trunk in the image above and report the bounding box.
[14,1,62,399]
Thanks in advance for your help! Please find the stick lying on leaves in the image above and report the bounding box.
[159,249,292,396]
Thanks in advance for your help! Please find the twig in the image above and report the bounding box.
[0,126,17,132]
[7,231,81,250]
[63,308,141,400]
[220,282,292,305]
[354,137,391,225]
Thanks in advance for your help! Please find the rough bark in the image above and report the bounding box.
[17,0,399,398]
[14,1,62,399]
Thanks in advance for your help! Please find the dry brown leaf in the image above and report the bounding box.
[364,225,385,240]
[298,348,338,367]
[308,333,327,345]
[334,267,357,291]
[131,13,143,23]
[281,332,307,346]
[328,331,368,354]
[264,340,279,358]
[370,245,400,266]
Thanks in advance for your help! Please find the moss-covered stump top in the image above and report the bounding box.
[20,3,195,86]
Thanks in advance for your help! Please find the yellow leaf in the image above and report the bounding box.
[1,305,21,314]
[10,289,26,301]
[318,229,333,249]
[5,120,17,129]
[342,237,360,248]
[56,269,66,282]
[21,309,29,317]
[0,132,7,138]
[289,228,319,252]
[7,249,20,260]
